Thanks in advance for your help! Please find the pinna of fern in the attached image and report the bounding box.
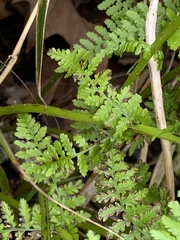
[75,0,149,59]
[73,0,180,67]
[48,47,152,142]
[13,113,91,239]
[150,191,180,240]
[94,149,169,240]
[0,199,41,240]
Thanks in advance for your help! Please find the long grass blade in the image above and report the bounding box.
[36,0,50,104]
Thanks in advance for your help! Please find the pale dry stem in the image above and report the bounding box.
[0,1,39,84]
[145,0,174,199]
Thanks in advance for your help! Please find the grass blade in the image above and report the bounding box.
[36,0,50,104]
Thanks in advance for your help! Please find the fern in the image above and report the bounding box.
[1,0,180,238]
[94,149,167,240]
[13,113,91,239]
[74,0,150,59]
[74,3,144,60]
[74,0,180,67]
[85,230,101,240]
[150,191,180,240]
[0,199,41,240]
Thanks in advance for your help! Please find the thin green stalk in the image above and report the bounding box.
[1,104,180,144]
[123,13,180,88]
[0,104,93,123]
[36,73,64,103]
[130,124,180,144]
[0,130,18,167]
[39,192,51,240]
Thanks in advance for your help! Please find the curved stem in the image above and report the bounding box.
[1,104,180,145]
[0,104,93,123]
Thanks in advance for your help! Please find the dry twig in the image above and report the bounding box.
[145,0,174,199]
[0,1,39,84]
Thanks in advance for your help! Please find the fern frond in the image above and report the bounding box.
[14,114,78,181]
[85,230,101,240]
[94,149,162,239]
[1,201,16,228]
[19,198,31,229]
[150,195,180,240]
[47,48,89,77]
[0,199,41,239]
[163,0,180,11]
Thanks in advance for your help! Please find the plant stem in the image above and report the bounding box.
[0,1,39,84]
[0,104,93,122]
[39,192,51,240]
[130,125,180,145]
[1,104,180,144]
[36,73,64,103]
[145,0,174,199]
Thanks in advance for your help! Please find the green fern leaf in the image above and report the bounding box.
[150,230,176,240]
[53,140,66,157]
[98,0,116,11]
[15,147,42,159]
[73,134,89,149]
[95,25,109,38]
[168,201,180,221]
[19,198,31,229]
[167,28,180,51]
[48,48,89,77]
[1,201,16,228]
[79,38,95,51]
[163,0,180,11]
[161,215,180,237]
[77,152,88,177]
[86,54,104,75]
[60,133,76,157]
[111,220,126,233]
[85,230,101,240]
[98,204,121,221]
[126,9,146,40]
[63,180,83,195]
[104,20,117,33]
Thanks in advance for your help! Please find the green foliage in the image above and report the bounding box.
[1,0,180,239]
[85,230,100,240]
[0,199,41,240]
[75,0,150,59]
[73,0,180,67]
[145,84,180,134]
[94,149,165,240]
[150,191,180,240]
[13,113,91,238]
[46,0,180,237]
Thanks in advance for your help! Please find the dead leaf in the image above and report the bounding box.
[11,0,95,52]
[0,0,13,20]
